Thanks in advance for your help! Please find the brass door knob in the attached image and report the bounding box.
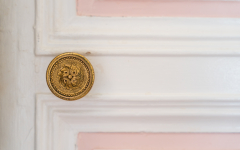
[46,52,94,101]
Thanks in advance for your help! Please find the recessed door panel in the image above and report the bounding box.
[77,0,240,17]
[78,133,240,150]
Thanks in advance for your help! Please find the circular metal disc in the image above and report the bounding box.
[46,52,94,101]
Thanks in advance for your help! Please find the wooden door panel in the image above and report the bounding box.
[36,0,240,56]
[34,0,240,150]
[77,0,240,17]
[77,133,240,150]
[2,0,240,149]
[36,56,240,94]
[36,94,240,150]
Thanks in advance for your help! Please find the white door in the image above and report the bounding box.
[1,0,240,150]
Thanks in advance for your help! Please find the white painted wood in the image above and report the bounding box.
[36,56,240,95]
[36,94,240,150]
[36,0,240,55]
[0,0,35,150]
[2,0,240,150]
[35,55,240,150]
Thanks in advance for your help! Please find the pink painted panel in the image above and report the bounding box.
[77,0,240,17]
[78,133,240,150]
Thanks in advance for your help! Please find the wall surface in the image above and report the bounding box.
[0,0,35,150]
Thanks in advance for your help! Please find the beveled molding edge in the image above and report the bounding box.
[36,93,240,150]
[36,0,240,56]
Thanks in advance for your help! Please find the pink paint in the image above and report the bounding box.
[78,133,240,150]
[77,0,240,17]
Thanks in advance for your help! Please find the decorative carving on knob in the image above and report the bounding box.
[46,52,94,101]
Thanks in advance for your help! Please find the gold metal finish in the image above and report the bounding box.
[46,52,94,101]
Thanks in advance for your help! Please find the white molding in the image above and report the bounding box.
[37,94,240,150]
[36,0,240,56]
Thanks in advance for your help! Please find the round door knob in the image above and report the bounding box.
[46,52,94,101]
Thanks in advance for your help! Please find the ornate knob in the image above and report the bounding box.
[46,52,94,101]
